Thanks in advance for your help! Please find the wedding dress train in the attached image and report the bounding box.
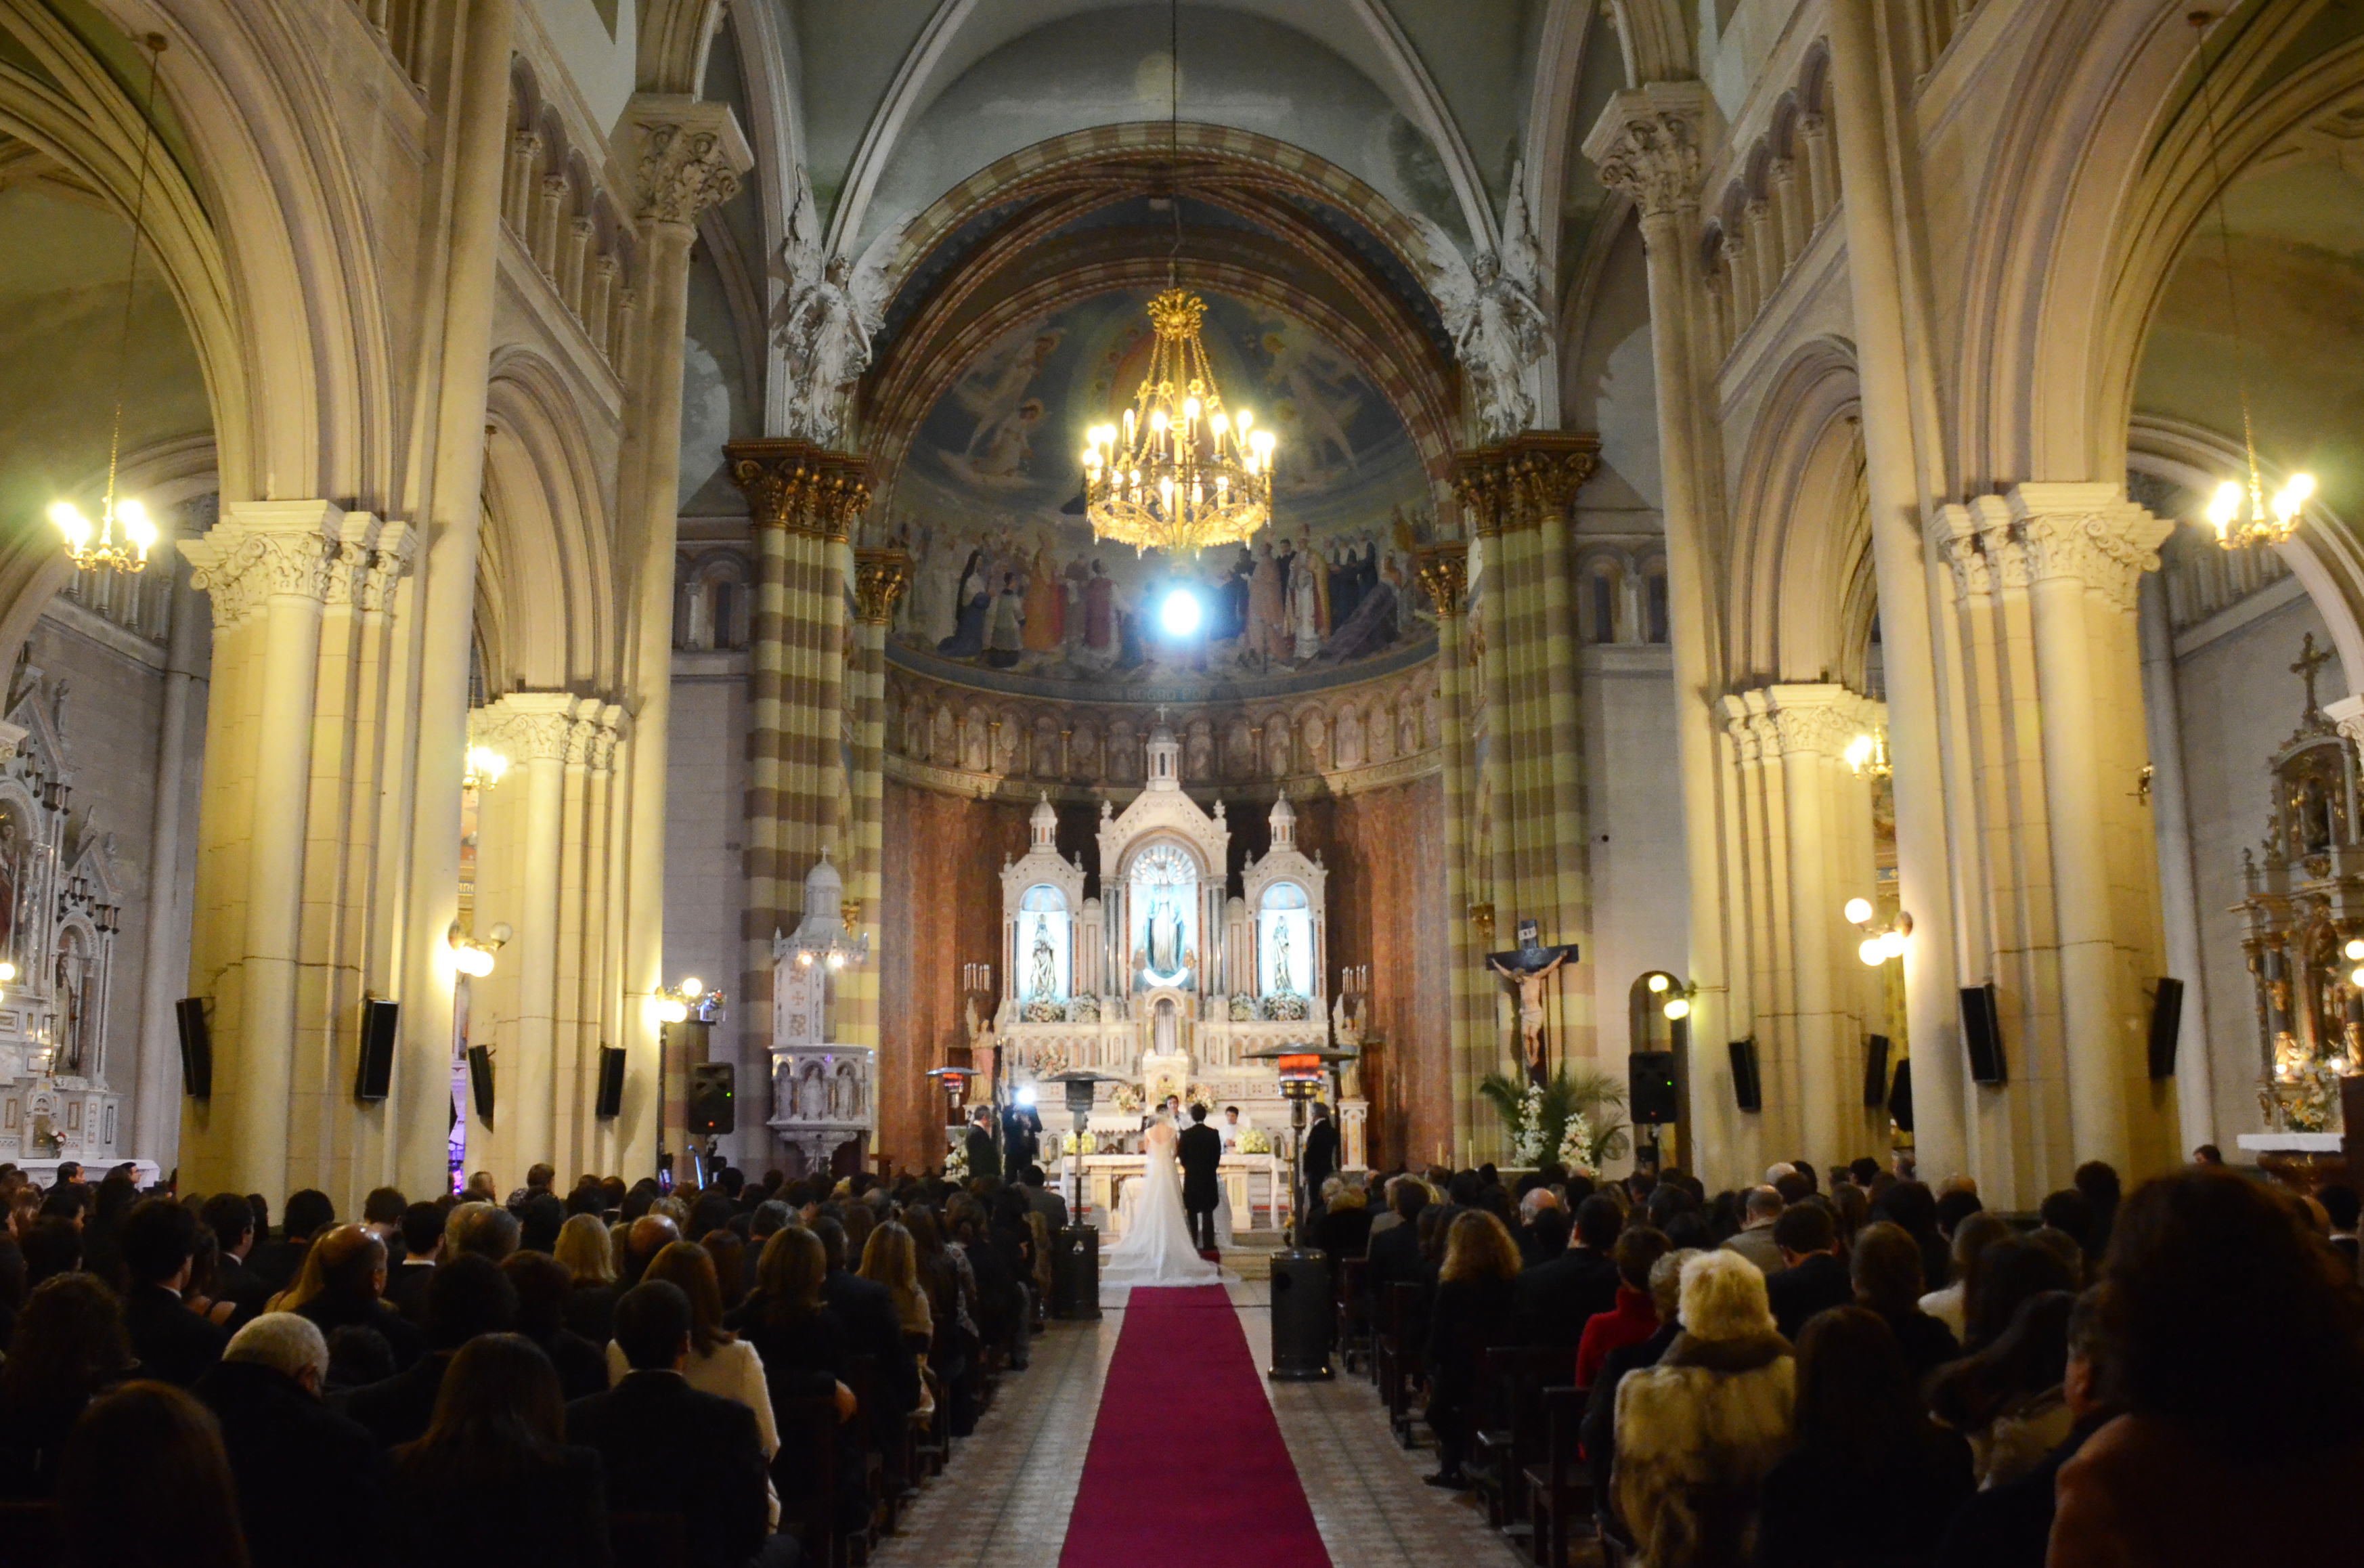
[1099,1118,1223,1289]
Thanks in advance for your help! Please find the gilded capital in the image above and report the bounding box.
[1414,542,1470,617]
[854,547,913,624]
[1583,83,1715,223]
[624,96,751,228]
[725,440,873,541]
[1452,432,1601,536]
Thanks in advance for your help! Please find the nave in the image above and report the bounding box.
[875,1280,1526,1568]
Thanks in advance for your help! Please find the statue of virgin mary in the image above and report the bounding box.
[1147,889,1185,977]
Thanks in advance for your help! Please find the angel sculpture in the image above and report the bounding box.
[1412,161,1552,443]
[770,167,906,447]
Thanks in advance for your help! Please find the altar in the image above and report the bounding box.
[986,719,1366,1156]
[1053,1150,1293,1237]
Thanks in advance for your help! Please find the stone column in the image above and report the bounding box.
[615,99,751,1179]
[133,567,206,1172]
[179,502,342,1200]
[846,547,910,1093]
[1416,544,1477,1160]
[1586,84,1738,1180]
[397,0,517,1196]
[726,444,869,1148]
[1827,0,1969,1187]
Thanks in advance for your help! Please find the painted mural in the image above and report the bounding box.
[885,287,1438,699]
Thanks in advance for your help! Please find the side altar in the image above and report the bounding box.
[988,718,1365,1166]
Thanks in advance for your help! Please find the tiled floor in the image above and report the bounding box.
[871,1284,1542,1568]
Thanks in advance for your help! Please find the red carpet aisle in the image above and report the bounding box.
[1059,1285,1332,1568]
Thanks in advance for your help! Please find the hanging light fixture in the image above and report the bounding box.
[51,33,168,575]
[2187,12,2315,550]
[1079,1,1275,557]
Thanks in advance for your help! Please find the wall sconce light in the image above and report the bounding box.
[447,920,509,978]
[1646,973,1696,1020]
[655,976,725,1024]
[1846,898,1912,965]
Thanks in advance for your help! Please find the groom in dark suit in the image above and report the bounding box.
[1178,1104,1224,1253]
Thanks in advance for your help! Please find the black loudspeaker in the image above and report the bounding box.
[2147,978,2185,1080]
[687,1062,737,1136]
[1888,1058,1916,1133]
[1961,984,2008,1085]
[466,1045,495,1121]
[175,998,212,1098]
[1728,1039,1763,1113]
[1629,1051,1679,1125]
[1863,1035,1892,1108]
[594,1046,627,1118]
[353,999,399,1101]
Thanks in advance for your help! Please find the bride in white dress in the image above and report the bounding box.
[1099,1113,1223,1288]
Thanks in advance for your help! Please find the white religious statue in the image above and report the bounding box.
[770,166,907,447]
[1413,162,1551,443]
[1028,914,1058,1002]
[1270,918,1296,995]
[1147,889,1186,976]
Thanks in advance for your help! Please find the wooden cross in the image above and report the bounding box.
[2294,634,2335,720]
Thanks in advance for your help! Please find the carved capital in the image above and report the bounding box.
[1414,542,1470,617]
[183,500,349,626]
[469,692,587,766]
[853,547,912,624]
[1722,684,1880,765]
[1452,433,1600,536]
[726,440,873,541]
[1583,83,1717,223]
[2011,483,2172,610]
[623,96,751,228]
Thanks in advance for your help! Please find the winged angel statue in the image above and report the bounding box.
[1411,162,1552,444]
[770,169,907,447]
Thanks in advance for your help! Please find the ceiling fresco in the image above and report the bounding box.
[884,284,1441,701]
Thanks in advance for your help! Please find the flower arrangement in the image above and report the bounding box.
[1229,992,1259,1020]
[945,1142,969,1183]
[1264,991,1310,1021]
[1110,1082,1143,1114]
[1066,995,1101,1023]
[1059,1131,1097,1156]
[1238,1129,1273,1154]
[1479,1067,1632,1171]
[1024,997,1064,1023]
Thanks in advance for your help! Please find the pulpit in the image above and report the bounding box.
[768,851,873,1172]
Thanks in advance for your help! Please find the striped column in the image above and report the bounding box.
[845,548,913,1066]
[726,443,869,1093]
[1417,544,1478,1162]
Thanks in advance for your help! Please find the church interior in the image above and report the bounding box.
[3,3,2363,1566]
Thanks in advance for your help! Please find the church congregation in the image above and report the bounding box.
[7,0,2364,1565]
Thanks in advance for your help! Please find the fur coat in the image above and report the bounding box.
[1611,1329,1796,1568]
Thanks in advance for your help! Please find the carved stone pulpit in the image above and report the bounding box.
[767,850,873,1173]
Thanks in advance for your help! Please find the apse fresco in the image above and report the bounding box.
[885,287,1438,699]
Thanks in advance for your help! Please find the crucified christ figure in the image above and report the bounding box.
[1489,949,1570,1072]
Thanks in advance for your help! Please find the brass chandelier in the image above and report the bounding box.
[1082,288,1275,554]
[1078,0,1275,557]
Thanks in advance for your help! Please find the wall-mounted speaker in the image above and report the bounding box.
[1961,984,2008,1084]
[1629,1051,1679,1125]
[1728,1038,1762,1113]
[1888,1058,1915,1133]
[175,998,212,1098]
[466,1045,495,1121]
[1863,1035,1892,1108]
[2147,978,2186,1080]
[687,1062,736,1136]
[594,1046,626,1119]
[353,999,399,1101]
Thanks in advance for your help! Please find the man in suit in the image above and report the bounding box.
[963,1106,1002,1183]
[119,1196,230,1386]
[568,1282,789,1568]
[200,1190,273,1328]
[1365,1178,1431,1295]
[1766,1200,1853,1341]
[1178,1104,1224,1252]
[1019,1163,1069,1233]
[385,1200,445,1322]
[1720,1185,1789,1278]
[248,1188,336,1293]
[1512,1194,1622,1348]
[196,1313,389,1568]
[1300,1102,1339,1197]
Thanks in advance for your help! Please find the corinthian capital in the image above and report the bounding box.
[470,692,595,766]
[1583,82,1717,222]
[854,548,913,625]
[2009,483,2172,611]
[1414,542,1470,617]
[183,500,349,626]
[725,440,873,540]
[623,96,751,228]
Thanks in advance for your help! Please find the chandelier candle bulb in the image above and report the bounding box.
[1844,896,1875,925]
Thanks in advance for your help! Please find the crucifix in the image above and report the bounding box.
[1488,918,1579,1085]
[2293,634,2335,723]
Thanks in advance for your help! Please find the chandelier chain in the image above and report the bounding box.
[106,35,167,532]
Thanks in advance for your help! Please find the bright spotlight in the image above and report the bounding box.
[1662,996,1690,1021]
[1879,929,1907,959]
[1016,1085,1038,1107]
[1646,973,1670,993]
[1158,587,1203,637]
[1859,936,1887,967]
[1843,897,1874,925]
[681,976,704,999]
[2345,938,2364,962]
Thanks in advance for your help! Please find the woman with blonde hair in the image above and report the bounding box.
[554,1213,619,1342]
[1612,1249,1797,1568]
[1422,1209,1522,1488]
[858,1221,932,1349]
